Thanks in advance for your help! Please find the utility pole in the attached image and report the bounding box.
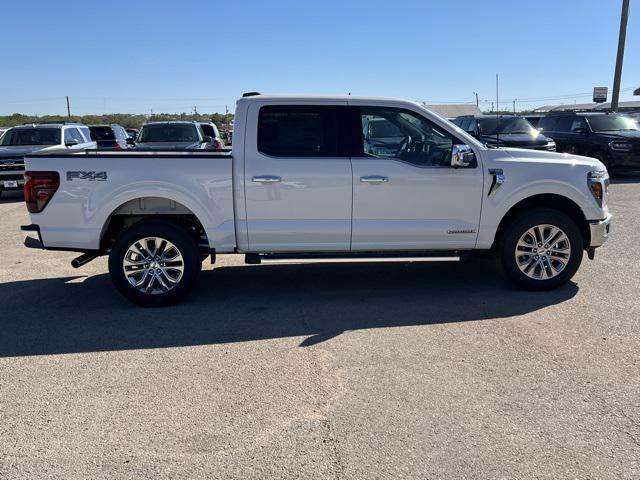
[513,99,516,113]
[611,0,630,111]
[66,96,71,118]
[473,92,479,107]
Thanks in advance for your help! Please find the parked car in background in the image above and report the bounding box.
[125,128,139,141]
[538,112,640,171]
[198,122,224,149]
[134,121,214,150]
[0,123,94,196]
[452,115,556,151]
[0,127,11,140]
[89,124,131,149]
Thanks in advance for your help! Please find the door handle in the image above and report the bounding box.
[360,176,389,183]
[252,175,282,183]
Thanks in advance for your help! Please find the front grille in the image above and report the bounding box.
[0,156,25,171]
[0,163,25,171]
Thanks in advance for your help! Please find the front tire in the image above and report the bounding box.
[500,209,583,290]
[108,220,200,306]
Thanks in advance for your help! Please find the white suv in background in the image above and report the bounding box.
[0,123,95,196]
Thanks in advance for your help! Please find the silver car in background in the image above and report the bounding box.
[0,123,95,196]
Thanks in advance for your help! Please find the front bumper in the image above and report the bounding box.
[589,214,612,248]
[0,173,25,190]
[606,150,640,169]
[21,224,44,249]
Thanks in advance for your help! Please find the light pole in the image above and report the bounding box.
[611,0,630,111]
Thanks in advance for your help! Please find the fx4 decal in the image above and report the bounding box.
[66,171,107,181]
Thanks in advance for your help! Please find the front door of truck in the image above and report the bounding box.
[244,103,354,252]
[350,105,484,250]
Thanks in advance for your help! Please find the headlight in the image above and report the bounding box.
[609,141,632,151]
[588,170,609,208]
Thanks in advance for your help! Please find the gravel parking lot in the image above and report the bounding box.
[0,179,638,479]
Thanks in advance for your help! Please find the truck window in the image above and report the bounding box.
[358,107,460,167]
[258,106,339,157]
[89,126,116,140]
[555,117,574,132]
[0,128,60,146]
[570,117,588,133]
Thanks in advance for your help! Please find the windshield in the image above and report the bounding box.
[0,128,61,146]
[478,117,535,135]
[89,126,115,140]
[587,115,639,132]
[138,124,199,142]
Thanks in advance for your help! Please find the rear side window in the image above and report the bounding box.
[200,124,216,138]
[538,116,559,131]
[89,126,115,140]
[258,106,339,157]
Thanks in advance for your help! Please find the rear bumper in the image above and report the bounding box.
[589,214,612,248]
[21,224,44,249]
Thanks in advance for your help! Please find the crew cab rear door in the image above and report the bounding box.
[350,104,483,250]
[243,102,354,252]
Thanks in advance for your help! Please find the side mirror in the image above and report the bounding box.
[126,137,135,145]
[201,136,213,143]
[65,139,79,147]
[451,144,475,168]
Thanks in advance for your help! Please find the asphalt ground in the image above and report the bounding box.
[0,177,638,479]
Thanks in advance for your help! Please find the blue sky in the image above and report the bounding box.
[1,0,638,115]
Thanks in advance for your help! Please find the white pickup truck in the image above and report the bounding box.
[21,94,611,306]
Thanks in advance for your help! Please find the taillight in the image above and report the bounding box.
[24,171,60,213]
[114,142,122,150]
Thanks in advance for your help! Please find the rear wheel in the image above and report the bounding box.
[500,209,583,290]
[108,220,200,306]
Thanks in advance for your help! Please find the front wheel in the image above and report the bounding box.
[500,209,583,290]
[108,220,201,306]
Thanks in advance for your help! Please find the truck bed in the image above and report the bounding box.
[24,149,237,252]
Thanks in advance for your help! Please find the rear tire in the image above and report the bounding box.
[108,220,200,306]
[500,209,583,290]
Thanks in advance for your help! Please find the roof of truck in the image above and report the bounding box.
[237,94,419,103]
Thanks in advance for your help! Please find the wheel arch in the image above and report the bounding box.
[99,196,210,251]
[493,193,590,249]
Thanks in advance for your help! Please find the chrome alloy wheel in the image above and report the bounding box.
[514,224,571,280]
[122,237,184,294]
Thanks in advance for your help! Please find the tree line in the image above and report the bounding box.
[0,112,235,130]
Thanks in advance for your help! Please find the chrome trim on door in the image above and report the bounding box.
[360,176,389,183]
[252,175,282,183]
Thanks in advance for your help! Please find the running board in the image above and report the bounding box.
[245,252,460,265]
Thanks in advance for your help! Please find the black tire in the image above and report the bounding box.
[108,220,201,306]
[500,209,583,290]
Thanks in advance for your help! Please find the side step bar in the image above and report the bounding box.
[245,251,460,265]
